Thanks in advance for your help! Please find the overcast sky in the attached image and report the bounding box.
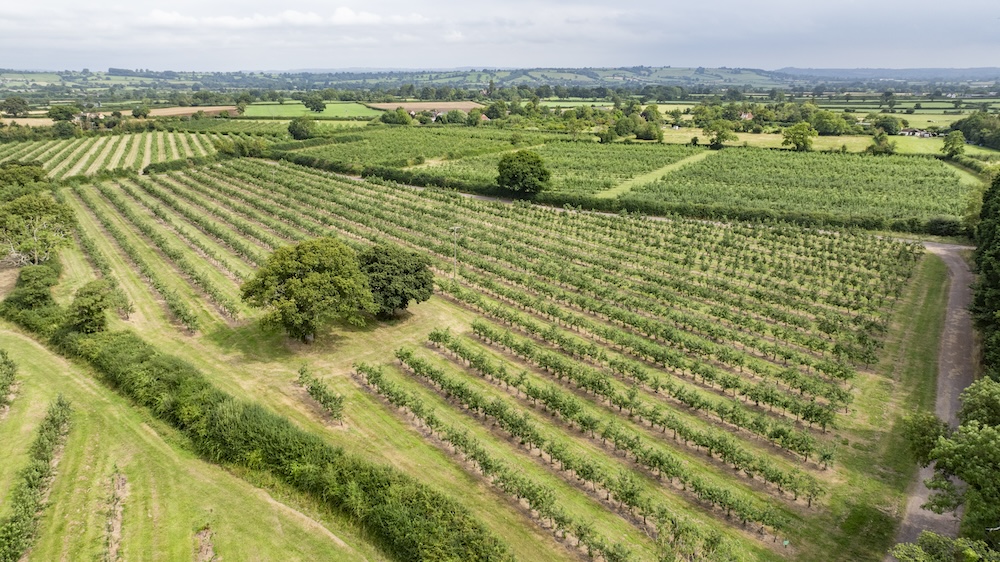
[3,0,998,72]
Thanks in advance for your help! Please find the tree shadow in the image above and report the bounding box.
[205,322,297,362]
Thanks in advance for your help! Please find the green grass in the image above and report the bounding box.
[809,252,949,560]
[0,327,382,561]
[243,102,382,119]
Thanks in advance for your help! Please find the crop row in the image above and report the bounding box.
[95,183,240,317]
[394,347,785,532]
[0,132,217,178]
[429,327,823,502]
[72,187,199,330]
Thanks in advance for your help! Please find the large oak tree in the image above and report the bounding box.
[241,237,376,343]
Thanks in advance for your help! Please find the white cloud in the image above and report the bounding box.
[0,0,997,71]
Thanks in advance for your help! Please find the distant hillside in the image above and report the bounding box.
[775,67,1000,81]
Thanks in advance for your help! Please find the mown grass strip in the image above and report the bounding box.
[0,395,72,562]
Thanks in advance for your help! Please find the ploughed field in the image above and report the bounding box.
[11,156,940,561]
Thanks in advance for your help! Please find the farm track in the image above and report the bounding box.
[892,242,974,549]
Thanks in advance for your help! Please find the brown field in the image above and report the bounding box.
[96,105,238,118]
[367,101,484,112]
[1,117,55,126]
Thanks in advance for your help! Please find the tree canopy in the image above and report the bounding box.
[703,120,738,149]
[379,107,412,125]
[47,104,80,121]
[781,122,818,152]
[0,193,74,265]
[288,116,316,140]
[358,243,434,317]
[63,279,128,334]
[303,95,326,113]
[240,237,376,342]
[0,96,29,117]
[497,150,551,195]
[942,130,966,159]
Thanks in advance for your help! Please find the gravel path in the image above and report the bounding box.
[892,241,975,548]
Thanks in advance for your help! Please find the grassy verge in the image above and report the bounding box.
[789,253,949,560]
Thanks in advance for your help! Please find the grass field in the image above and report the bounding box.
[243,101,382,118]
[2,155,942,560]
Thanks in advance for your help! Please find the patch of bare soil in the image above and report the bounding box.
[104,472,129,562]
[195,526,218,562]
[0,264,20,300]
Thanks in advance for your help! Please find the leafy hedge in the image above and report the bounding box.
[56,330,511,561]
[0,264,65,337]
[0,350,17,409]
[973,173,1000,380]
[0,395,72,562]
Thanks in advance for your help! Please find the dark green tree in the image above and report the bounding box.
[379,107,412,125]
[703,120,737,149]
[63,279,125,333]
[497,150,551,196]
[872,115,903,135]
[358,243,433,317]
[892,531,1000,561]
[131,106,150,119]
[51,121,79,139]
[47,105,80,121]
[866,129,897,155]
[302,95,326,113]
[240,237,376,343]
[287,116,316,140]
[781,122,818,152]
[960,378,1000,427]
[902,412,949,466]
[942,130,966,159]
[0,96,29,117]
[0,161,47,193]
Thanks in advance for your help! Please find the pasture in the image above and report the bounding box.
[368,101,485,112]
[243,101,382,118]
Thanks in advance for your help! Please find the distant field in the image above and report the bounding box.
[243,101,382,118]
[623,148,973,228]
[430,141,701,194]
[0,117,55,126]
[367,101,484,112]
[289,126,549,168]
[0,131,221,177]
[658,127,1000,158]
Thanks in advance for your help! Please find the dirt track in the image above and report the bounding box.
[892,242,975,548]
